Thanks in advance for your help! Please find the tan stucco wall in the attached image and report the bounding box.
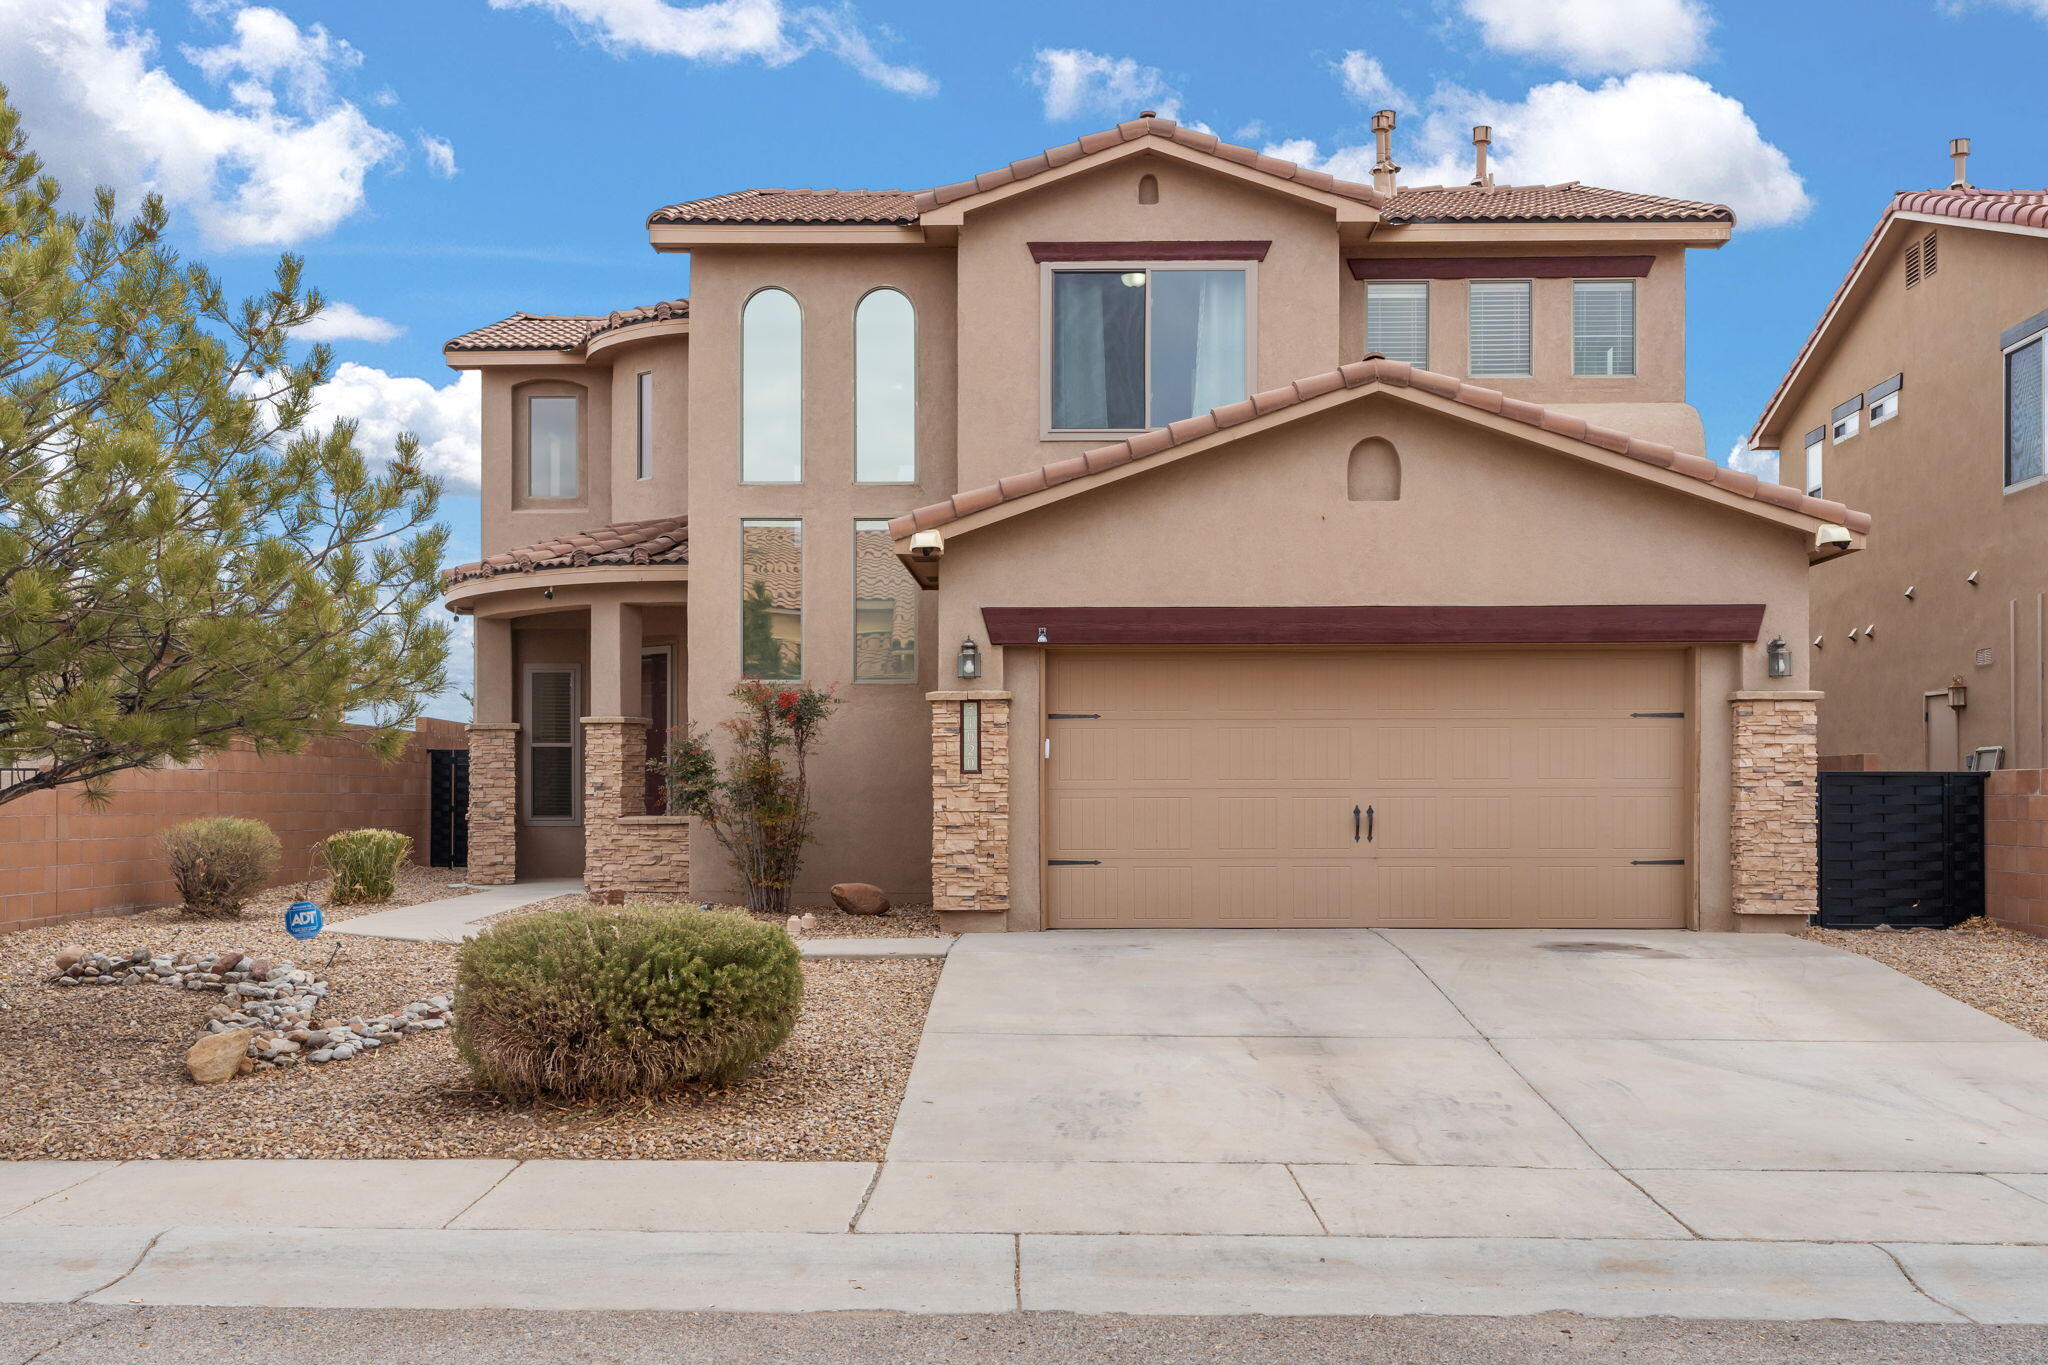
[605,336,690,524]
[929,398,1815,932]
[480,364,616,558]
[1771,225,2048,768]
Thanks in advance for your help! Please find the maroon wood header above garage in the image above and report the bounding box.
[982,604,1769,647]
[1347,255,1654,281]
[1029,240,1273,262]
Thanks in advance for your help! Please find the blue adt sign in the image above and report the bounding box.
[285,901,324,941]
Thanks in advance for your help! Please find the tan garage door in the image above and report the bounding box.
[1043,648,1690,929]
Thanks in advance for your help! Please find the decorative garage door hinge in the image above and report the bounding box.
[1047,859,1102,866]
[1047,712,1102,719]
[1630,859,1687,866]
[1630,712,1686,718]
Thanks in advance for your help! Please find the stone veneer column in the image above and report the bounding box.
[465,723,520,885]
[930,691,1011,916]
[582,717,690,902]
[1729,690,1822,917]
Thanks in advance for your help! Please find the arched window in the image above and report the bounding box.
[1137,173,1159,205]
[855,289,916,483]
[1347,437,1400,501]
[742,288,802,482]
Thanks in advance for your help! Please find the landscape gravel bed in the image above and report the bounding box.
[1,894,940,1161]
[478,893,948,938]
[1800,916,2048,1040]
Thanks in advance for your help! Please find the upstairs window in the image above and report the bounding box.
[856,289,917,482]
[1049,265,1249,431]
[1804,427,1825,499]
[1831,394,1862,444]
[854,520,919,681]
[1365,281,1429,366]
[526,394,579,499]
[742,289,802,482]
[1468,279,1531,377]
[635,371,653,479]
[1572,280,1636,376]
[2008,330,2046,489]
[1867,373,1902,427]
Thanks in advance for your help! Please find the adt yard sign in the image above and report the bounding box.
[285,901,324,941]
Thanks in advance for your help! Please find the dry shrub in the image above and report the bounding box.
[316,827,412,903]
[454,905,804,1102]
[159,816,281,917]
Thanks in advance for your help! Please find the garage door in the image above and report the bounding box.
[1043,648,1690,929]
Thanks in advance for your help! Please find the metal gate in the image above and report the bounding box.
[429,748,469,869]
[1817,771,1985,928]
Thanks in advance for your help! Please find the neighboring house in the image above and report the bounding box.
[1748,142,2048,772]
[443,112,1864,932]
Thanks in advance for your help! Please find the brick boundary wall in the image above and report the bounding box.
[1986,769,2048,937]
[581,717,689,901]
[929,691,1011,917]
[1730,691,1821,918]
[464,724,520,886]
[0,719,468,935]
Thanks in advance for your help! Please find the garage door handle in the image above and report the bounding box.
[1047,859,1101,866]
[1355,805,1372,843]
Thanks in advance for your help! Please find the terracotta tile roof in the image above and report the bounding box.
[1382,182,1731,225]
[445,299,689,353]
[649,188,919,226]
[1750,186,2048,444]
[890,358,1870,542]
[444,516,689,585]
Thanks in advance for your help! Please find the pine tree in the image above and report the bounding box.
[0,87,450,807]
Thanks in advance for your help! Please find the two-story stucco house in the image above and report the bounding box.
[1749,141,2047,772]
[443,112,1866,934]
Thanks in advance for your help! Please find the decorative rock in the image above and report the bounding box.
[215,950,245,974]
[186,1028,258,1084]
[53,943,87,972]
[829,882,892,916]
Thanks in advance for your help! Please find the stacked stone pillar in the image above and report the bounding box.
[930,691,1011,917]
[464,723,520,885]
[580,716,690,902]
[1729,690,1821,918]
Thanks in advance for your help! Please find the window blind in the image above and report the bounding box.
[1572,280,1635,376]
[1366,281,1429,366]
[2009,338,2045,487]
[527,670,575,820]
[1468,280,1531,377]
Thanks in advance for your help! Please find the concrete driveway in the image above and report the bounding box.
[884,928,2048,1246]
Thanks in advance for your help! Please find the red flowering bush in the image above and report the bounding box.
[655,680,841,914]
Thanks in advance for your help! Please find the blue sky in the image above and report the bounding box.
[5,0,2046,717]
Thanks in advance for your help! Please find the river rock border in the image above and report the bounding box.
[48,945,453,1080]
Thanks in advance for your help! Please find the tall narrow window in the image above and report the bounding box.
[853,519,918,681]
[1804,427,1825,499]
[1468,279,1532,377]
[1050,266,1248,430]
[1572,280,1636,376]
[1365,281,1429,366]
[741,289,802,482]
[524,667,578,822]
[635,371,653,479]
[741,519,802,679]
[2008,335,2046,488]
[526,394,579,498]
[855,290,916,482]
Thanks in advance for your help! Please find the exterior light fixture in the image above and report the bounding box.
[1766,636,1793,678]
[541,587,554,599]
[1035,625,1049,644]
[955,637,981,680]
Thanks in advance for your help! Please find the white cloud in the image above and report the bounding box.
[1335,50,1408,108]
[1461,0,1711,75]
[1029,48,1181,122]
[0,1,402,246]
[419,133,459,178]
[1941,0,2048,20]
[490,0,934,94]
[1724,441,1779,483]
[1274,73,1810,229]
[308,364,482,493]
[295,302,404,344]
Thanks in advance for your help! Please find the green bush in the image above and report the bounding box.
[454,906,804,1101]
[316,827,412,903]
[160,817,281,917]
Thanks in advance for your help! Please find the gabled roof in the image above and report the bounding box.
[1751,187,2048,445]
[446,299,689,354]
[444,516,689,585]
[890,358,1869,545]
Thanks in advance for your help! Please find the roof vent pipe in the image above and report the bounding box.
[1372,110,1400,195]
[1471,125,1493,188]
[1950,137,1972,190]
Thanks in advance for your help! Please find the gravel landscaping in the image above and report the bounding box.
[0,885,940,1161]
[1801,916,2048,1041]
[479,892,948,938]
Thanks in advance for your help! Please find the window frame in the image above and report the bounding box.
[740,287,804,484]
[1038,259,1259,440]
[1467,278,1534,378]
[1803,427,1825,499]
[852,518,919,684]
[635,370,653,480]
[1866,373,1902,428]
[520,389,583,503]
[520,663,581,826]
[2005,324,2048,494]
[854,287,919,485]
[1831,393,1863,445]
[739,517,804,682]
[1365,279,1430,368]
[1571,278,1638,377]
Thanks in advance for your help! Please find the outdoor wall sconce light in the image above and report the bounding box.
[956,637,981,680]
[541,587,554,599]
[1767,636,1793,677]
[1035,625,1049,644]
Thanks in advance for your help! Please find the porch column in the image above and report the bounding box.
[930,690,1011,921]
[583,600,689,901]
[465,615,518,885]
[1729,689,1821,920]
